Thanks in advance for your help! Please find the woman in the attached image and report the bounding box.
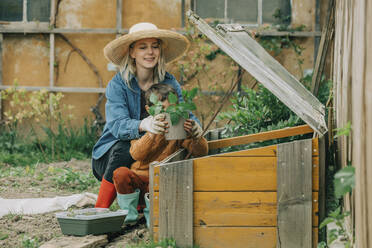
[92,22,202,210]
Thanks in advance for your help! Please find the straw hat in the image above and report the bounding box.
[104,22,190,66]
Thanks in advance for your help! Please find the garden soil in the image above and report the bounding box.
[0,159,149,247]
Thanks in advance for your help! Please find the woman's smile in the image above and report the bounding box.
[130,38,160,69]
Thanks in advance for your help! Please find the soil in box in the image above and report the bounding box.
[55,208,128,236]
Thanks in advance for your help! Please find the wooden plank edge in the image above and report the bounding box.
[208,125,314,150]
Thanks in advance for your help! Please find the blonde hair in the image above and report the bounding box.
[119,39,166,89]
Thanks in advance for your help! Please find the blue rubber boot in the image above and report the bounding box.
[144,193,150,228]
[117,188,140,224]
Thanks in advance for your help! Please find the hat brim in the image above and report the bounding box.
[104,29,190,66]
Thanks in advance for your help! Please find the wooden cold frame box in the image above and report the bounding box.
[149,125,325,248]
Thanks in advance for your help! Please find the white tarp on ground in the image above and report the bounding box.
[0,192,97,218]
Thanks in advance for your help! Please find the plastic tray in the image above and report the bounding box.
[55,208,128,236]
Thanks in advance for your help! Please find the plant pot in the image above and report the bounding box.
[164,113,187,140]
[55,208,128,236]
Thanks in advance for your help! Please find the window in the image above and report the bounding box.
[193,0,291,26]
[0,0,50,24]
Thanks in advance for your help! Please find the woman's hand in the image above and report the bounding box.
[140,114,168,134]
[184,119,203,139]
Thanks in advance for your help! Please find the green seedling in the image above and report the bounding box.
[0,233,9,240]
[53,168,98,191]
[148,88,198,125]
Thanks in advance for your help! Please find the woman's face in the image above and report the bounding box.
[130,38,160,70]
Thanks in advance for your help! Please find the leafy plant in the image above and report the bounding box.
[334,165,355,199]
[52,168,98,191]
[21,235,39,248]
[318,208,352,248]
[218,84,304,151]
[148,88,198,125]
[318,123,355,247]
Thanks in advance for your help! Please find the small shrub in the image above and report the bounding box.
[218,84,304,151]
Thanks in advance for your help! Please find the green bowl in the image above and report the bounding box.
[55,208,128,236]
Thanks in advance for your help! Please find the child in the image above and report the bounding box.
[112,84,208,226]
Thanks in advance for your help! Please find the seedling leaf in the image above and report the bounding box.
[168,92,178,104]
[170,112,180,125]
[150,93,159,104]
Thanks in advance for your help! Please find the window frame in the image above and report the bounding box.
[192,0,291,27]
[0,0,50,29]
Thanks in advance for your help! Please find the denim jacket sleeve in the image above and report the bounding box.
[104,76,141,141]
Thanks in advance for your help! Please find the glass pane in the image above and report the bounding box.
[27,0,50,22]
[263,0,291,24]
[196,0,224,20]
[0,0,23,21]
[227,0,257,23]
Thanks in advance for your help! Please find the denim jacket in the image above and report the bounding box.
[92,72,198,160]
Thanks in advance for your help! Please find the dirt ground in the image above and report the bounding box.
[0,159,150,248]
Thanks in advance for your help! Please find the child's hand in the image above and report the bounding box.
[184,119,203,139]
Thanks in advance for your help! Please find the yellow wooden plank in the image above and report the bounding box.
[208,125,314,150]
[153,192,319,227]
[195,227,276,248]
[214,144,277,157]
[313,228,319,248]
[152,227,319,247]
[153,156,319,191]
[312,137,319,156]
[197,157,276,191]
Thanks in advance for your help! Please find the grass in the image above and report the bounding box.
[52,168,98,191]
[21,235,39,248]
[0,119,100,167]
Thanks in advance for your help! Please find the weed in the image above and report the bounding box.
[21,235,39,248]
[318,123,355,247]
[0,233,8,240]
[53,168,98,191]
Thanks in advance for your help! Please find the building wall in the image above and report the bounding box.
[1,0,318,128]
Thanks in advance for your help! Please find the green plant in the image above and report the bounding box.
[21,235,39,248]
[318,208,352,248]
[0,233,8,240]
[218,84,303,150]
[52,168,98,191]
[148,88,198,125]
[318,122,355,247]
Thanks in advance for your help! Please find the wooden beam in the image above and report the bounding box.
[318,136,326,242]
[311,0,335,95]
[49,33,55,88]
[149,161,159,237]
[0,27,322,37]
[0,33,2,121]
[159,160,193,247]
[208,125,314,150]
[257,31,322,37]
[116,0,122,37]
[0,85,105,93]
[277,139,312,248]
[257,0,263,26]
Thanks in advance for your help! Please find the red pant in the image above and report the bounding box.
[113,167,149,204]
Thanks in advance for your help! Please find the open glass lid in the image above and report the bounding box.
[187,10,328,136]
